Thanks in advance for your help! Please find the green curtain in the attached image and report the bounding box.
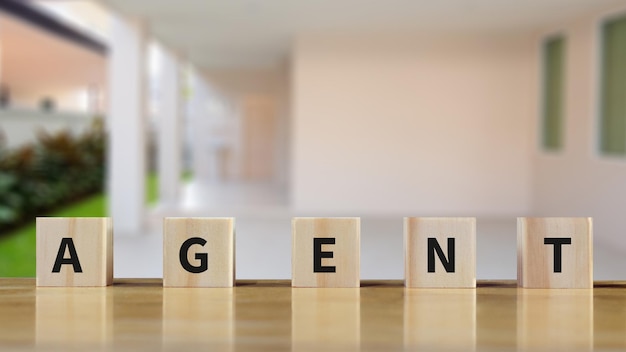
[542,36,565,151]
[601,16,626,155]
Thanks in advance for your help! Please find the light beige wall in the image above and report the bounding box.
[0,12,106,113]
[532,4,626,251]
[240,95,277,180]
[202,67,290,185]
[291,34,535,215]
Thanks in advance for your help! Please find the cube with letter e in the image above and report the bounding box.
[36,217,113,287]
[292,217,360,288]
[404,217,476,288]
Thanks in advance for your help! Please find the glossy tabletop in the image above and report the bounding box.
[0,279,625,351]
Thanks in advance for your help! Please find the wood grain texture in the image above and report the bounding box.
[292,217,360,288]
[517,217,593,288]
[1,279,626,350]
[163,217,234,287]
[36,217,113,287]
[404,217,476,288]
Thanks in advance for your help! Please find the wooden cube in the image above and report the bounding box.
[163,217,235,287]
[292,217,360,288]
[404,217,476,288]
[36,217,113,287]
[517,217,593,288]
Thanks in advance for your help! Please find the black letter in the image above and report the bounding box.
[180,237,208,273]
[313,238,336,273]
[52,238,83,273]
[427,238,455,273]
[544,237,572,273]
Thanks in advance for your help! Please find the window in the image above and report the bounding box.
[541,36,565,151]
[600,15,626,156]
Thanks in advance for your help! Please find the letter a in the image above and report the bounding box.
[52,238,83,273]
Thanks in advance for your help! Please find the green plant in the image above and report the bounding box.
[0,119,106,233]
[0,172,21,224]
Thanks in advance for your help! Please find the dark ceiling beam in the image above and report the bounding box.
[0,0,107,55]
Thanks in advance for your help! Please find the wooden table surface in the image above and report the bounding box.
[0,279,625,351]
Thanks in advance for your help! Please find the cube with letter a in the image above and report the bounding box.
[36,217,113,287]
[292,217,360,288]
[404,217,476,288]
[163,217,235,288]
[517,217,593,288]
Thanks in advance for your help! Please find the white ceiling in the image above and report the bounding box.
[99,0,626,68]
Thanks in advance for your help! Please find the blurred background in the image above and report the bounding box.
[1,0,626,280]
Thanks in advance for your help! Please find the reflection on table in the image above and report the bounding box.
[162,288,234,349]
[518,289,593,350]
[0,279,622,350]
[404,288,476,350]
[292,288,360,350]
[36,287,112,347]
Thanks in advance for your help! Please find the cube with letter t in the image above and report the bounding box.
[517,217,593,288]
[292,217,360,288]
[36,217,113,287]
[163,217,235,287]
[404,217,476,288]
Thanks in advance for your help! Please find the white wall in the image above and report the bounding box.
[291,35,534,215]
[0,108,95,148]
[532,5,626,251]
[10,87,95,113]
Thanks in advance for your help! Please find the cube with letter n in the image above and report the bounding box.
[292,217,360,288]
[404,217,476,288]
[36,217,113,287]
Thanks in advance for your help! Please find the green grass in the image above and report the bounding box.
[0,172,190,277]
[0,193,106,277]
[146,172,159,204]
[146,171,192,204]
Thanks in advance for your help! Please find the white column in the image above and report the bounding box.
[188,68,211,181]
[107,15,147,236]
[157,47,183,206]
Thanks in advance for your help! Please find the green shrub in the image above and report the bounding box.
[0,119,106,232]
